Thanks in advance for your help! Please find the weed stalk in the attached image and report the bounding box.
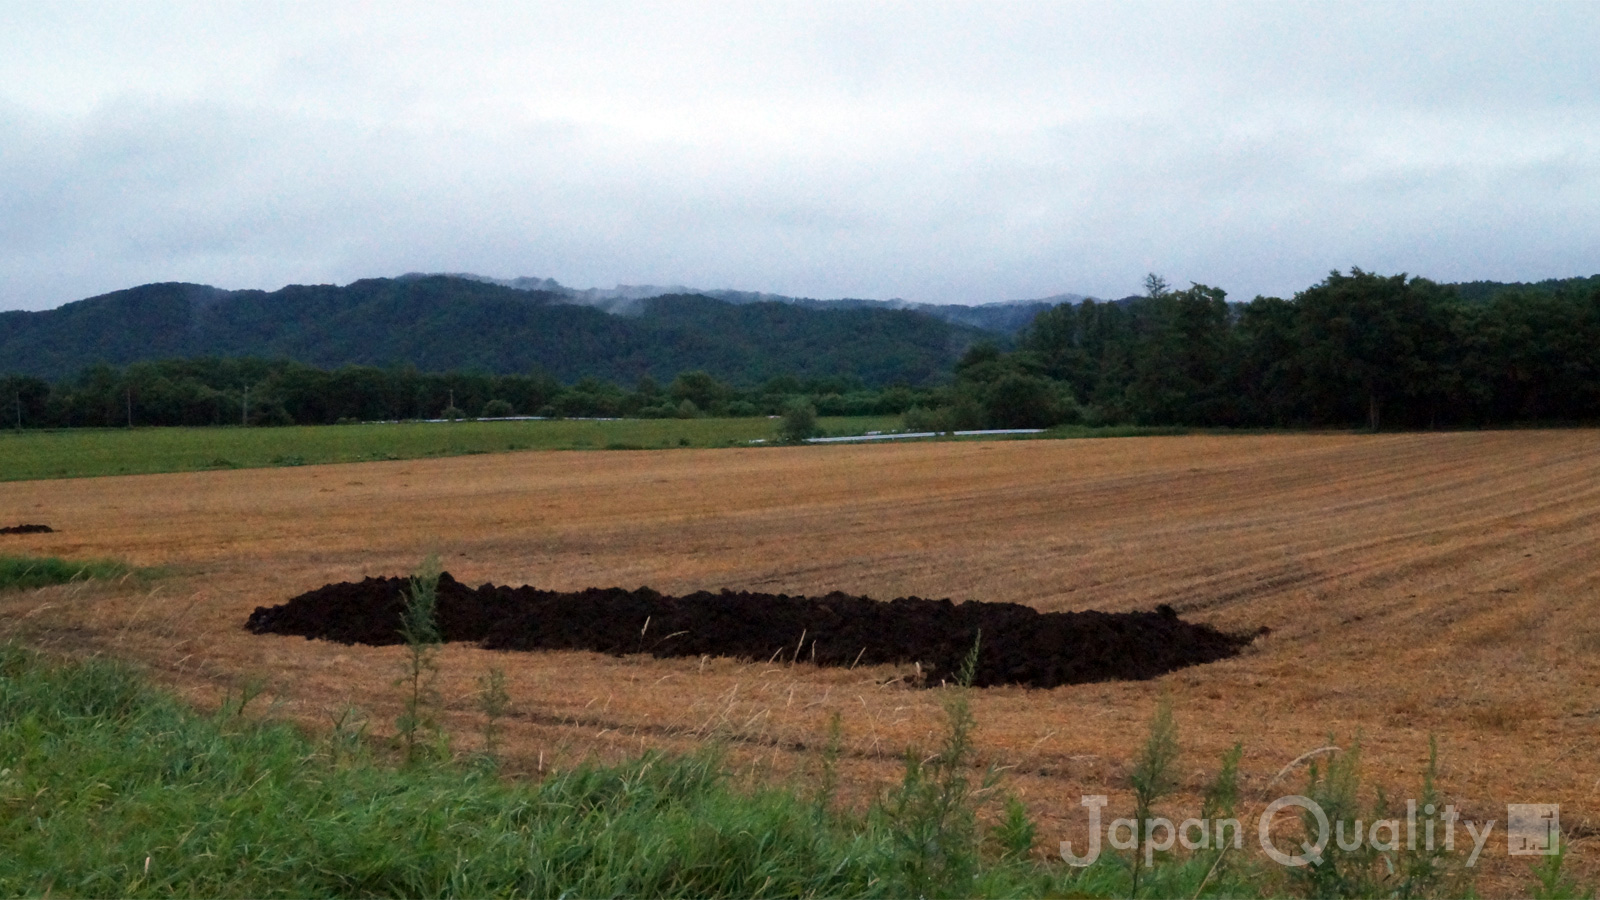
[1129,698,1180,896]
[476,665,510,764]
[394,554,444,763]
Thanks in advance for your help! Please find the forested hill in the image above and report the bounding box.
[0,276,995,385]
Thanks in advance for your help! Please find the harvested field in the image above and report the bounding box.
[246,574,1256,687]
[2,430,1598,891]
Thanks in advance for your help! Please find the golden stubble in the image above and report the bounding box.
[3,430,1598,891]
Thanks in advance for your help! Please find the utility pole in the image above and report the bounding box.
[242,385,250,426]
[126,388,133,429]
[14,391,21,431]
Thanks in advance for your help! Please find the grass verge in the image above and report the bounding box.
[0,642,1075,898]
[3,641,1568,898]
[0,555,147,591]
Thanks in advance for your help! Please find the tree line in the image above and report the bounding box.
[4,268,1598,432]
[930,269,1600,431]
[0,359,938,429]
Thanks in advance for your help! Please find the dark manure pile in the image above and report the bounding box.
[246,573,1257,688]
[0,524,54,535]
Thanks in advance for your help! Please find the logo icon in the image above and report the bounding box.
[1507,804,1560,856]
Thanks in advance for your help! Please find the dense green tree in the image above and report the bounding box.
[1004,268,1600,430]
[1122,284,1235,425]
[1292,269,1455,429]
[0,375,50,429]
[555,377,629,417]
[1233,295,1302,425]
[668,371,731,413]
[1462,289,1600,422]
[980,372,1072,429]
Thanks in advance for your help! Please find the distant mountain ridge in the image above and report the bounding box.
[0,275,1009,385]
[416,272,1083,336]
[8,270,1595,387]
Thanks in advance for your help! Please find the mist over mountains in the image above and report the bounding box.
[425,272,1082,335]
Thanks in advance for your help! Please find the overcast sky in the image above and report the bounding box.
[1,2,1596,311]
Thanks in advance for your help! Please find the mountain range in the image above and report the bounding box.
[5,270,1595,388]
[1,275,1055,385]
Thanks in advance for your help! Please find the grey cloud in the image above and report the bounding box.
[0,3,1597,311]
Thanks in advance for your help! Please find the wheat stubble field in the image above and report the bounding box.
[3,430,1598,886]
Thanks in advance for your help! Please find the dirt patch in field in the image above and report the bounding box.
[245,573,1257,688]
[0,524,53,534]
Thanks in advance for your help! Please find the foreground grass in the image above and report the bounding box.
[7,641,1567,898]
[0,643,1140,899]
[0,555,145,591]
[0,416,901,482]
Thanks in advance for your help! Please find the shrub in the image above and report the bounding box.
[878,637,1004,897]
[943,396,986,431]
[982,372,1067,429]
[1530,836,1589,900]
[777,400,818,443]
[1288,735,1467,899]
[902,405,944,432]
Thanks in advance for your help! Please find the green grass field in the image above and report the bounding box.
[0,416,902,482]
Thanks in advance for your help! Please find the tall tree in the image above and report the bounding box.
[1291,269,1453,429]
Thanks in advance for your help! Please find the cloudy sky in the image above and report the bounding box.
[1,2,1596,311]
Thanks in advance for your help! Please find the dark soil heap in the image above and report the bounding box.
[0,524,54,535]
[245,573,1256,688]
